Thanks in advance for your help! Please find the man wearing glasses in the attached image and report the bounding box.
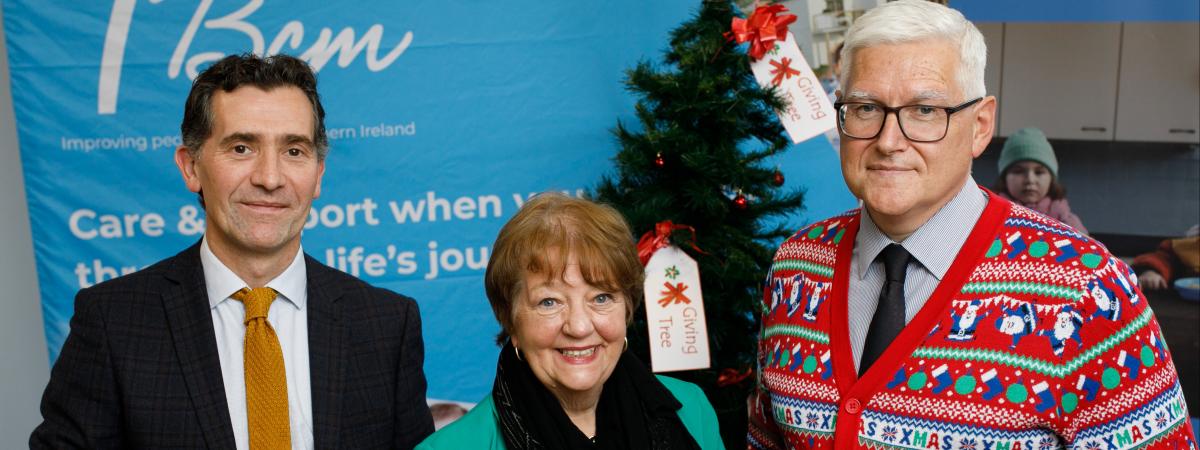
[749,1,1193,448]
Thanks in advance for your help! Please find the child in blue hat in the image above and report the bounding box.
[991,127,1087,234]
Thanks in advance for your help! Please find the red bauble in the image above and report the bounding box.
[654,152,665,168]
[772,169,785,186]
[733,193,748,210]
[716,367,754,387]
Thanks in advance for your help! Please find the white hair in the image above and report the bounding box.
[838,0,987,100]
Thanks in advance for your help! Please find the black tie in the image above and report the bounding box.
[860,244,911,376]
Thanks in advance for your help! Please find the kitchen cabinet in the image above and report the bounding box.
[999,23,1122,140]
[1115,22,1200,143]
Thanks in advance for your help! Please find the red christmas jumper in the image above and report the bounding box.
[749,191,1195,450]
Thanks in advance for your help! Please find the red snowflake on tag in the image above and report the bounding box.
[658,282,691,307]
[769,57,800,86]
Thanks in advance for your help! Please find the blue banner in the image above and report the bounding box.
[2,0,851,403]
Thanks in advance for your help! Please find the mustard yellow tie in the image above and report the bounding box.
[232,287,290,450]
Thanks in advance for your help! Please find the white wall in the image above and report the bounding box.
[0,5,52,446]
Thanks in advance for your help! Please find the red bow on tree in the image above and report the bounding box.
[636,220,707,266]
[725,4,797,60]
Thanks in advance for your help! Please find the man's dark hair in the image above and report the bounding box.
[180,53,328,160]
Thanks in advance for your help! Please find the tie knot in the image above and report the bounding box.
[232,287,278,322]
[880,244,911,283]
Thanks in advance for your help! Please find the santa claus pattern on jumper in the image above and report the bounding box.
[749,192,1195,450]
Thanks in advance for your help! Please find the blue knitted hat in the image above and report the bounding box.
[998,127,1058,178]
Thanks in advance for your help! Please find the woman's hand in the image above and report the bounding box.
[1139,270,1168,290]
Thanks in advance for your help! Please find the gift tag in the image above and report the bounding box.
[643,245,710,372]
[748,32,837,144]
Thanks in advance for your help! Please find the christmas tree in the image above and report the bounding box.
[594,1,805,446]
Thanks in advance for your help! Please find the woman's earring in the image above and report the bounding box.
[514,346,524,361]
[623,337,629,352]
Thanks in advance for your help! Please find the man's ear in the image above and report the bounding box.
[175,146,202,193]
[971,96,998,158]
[313,158,326,199]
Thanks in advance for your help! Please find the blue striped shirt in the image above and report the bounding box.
[847,178,988,371]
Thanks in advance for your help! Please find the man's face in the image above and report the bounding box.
[175,86,324,259]
[839,40,995,231]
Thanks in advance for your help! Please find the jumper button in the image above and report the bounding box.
[844,398,862,415]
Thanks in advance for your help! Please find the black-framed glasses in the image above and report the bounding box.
[834,97,983,142]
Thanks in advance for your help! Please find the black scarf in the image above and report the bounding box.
[492,342,701,450]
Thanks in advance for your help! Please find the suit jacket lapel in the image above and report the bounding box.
[307,255,348,448]
[162,242,236,448]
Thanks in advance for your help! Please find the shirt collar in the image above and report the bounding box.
[855,177,987,280]
[200,236,307,310]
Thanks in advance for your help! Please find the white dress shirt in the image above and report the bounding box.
[200,237,314,450]
[847,178,988,371]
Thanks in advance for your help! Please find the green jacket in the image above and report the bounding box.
[417,375,724,450]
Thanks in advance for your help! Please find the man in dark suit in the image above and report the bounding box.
[30,53,435,449]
